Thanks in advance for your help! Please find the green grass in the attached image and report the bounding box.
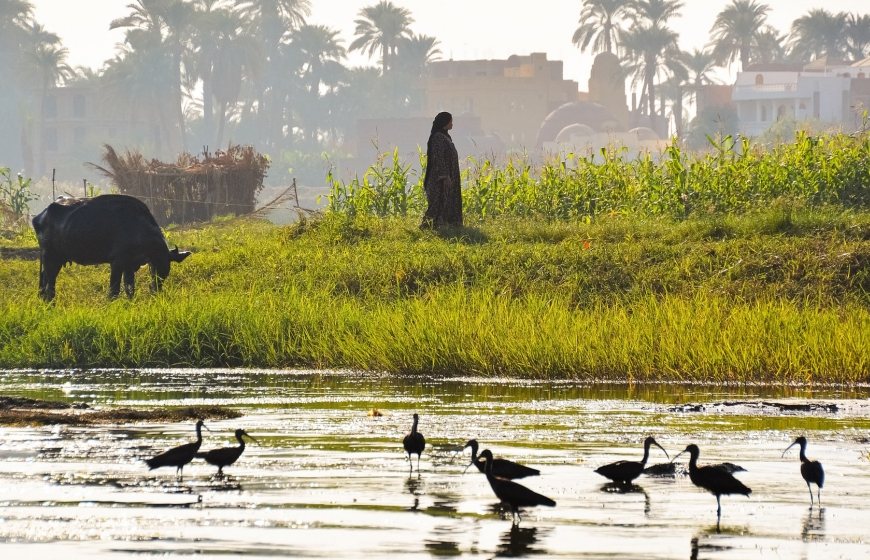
[0,207,867,382]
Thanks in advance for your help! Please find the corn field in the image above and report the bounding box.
[327,132,870,220]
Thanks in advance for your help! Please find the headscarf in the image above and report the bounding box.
[424,112,452,186]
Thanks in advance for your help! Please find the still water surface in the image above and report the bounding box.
[1,369,870,558]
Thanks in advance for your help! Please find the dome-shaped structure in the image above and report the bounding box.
[628,126,660,141]
[555,123,595,143]
[536,101,623,146]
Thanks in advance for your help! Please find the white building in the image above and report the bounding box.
[732,58,870,137]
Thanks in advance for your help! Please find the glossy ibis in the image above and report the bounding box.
[145,419,209,478]
[479,449,555,524]
[403,413,426,472]
[644,461,746,477]
[196,428,258,475]
[464,439,540,480]
[783,436,824,507]
[674,444,751,517]
[595,436,669,484]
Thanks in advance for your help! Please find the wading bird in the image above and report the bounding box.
[145,419,209,478]
[479,449,555,524]
[674,444,751,517]
[464,439,540,479]
[783,436,824,507]
[595,436,669,484]
[196,428,258,475]
[403,413,426,472]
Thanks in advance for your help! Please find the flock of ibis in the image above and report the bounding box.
[144,414,826,525]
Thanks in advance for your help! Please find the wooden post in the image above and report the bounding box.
[83,178,87,197]
[51,168,56,199]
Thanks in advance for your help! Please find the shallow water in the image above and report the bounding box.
[1,369,870,558]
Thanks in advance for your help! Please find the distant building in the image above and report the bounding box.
[425,53,581,149]
[732,58,870,137]
[35,85,155,179]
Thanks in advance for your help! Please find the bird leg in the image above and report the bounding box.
[716,495,722,518]
[807,482,814,508]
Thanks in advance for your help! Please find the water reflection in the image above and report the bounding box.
[424,525,462,557]
[801,507,825,541]
[599,482,652,516]
[495,525,548,558]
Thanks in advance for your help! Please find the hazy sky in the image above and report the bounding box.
[31,0,869,88]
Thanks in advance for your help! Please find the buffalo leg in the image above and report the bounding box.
[123,267,136,298]
[109,263,123,299]
[39,259,63,302]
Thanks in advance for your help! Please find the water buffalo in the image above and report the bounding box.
[32,194,191,301]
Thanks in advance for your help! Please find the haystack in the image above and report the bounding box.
[91,145,269,225]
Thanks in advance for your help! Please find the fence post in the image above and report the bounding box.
[83,179,87,198]
[51,168,55,199]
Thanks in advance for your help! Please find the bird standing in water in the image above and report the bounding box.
[145,419,209,478]
[197,428,258,476]
[783,436,824,507]
[674,444,751,518]
[464,439,540,479]
[595,436,669,484]
[403,413,425,472]
[478,449,555,524]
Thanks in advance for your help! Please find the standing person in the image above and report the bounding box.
[421,111,462,228]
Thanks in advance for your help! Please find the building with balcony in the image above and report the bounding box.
[732,58,870,137]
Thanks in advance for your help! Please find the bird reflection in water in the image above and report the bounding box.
[599,482,651,517]
[801,507,825,541]
[207,474,243,492]
[406,474,422,511]
[495,525,547,558]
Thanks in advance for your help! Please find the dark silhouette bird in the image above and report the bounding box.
[403,413,425,472]
[675,444,751,517]
[479,449,555,524]
[783,436,824,507]
[644,461,746,477]
[464,439,540,480]
[196,428,258,475]
[145,419,209,478]
[595,436,669,484]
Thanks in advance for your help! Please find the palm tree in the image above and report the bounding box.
[788,9,848,61]
[349,0,414,74]
[750,24,789,64]
[571,0,629,55]
[623,22,680,116]
[845,13,870,61]
[20,22,74,174]
[622,0,683,117]
[111,0,196,152]
[292,24,346,96]
[395,33,440,78]
[234,0,310,151]
[102,30,177,152]
[709,0,770,71]
[191,1,261,147]
[680,48,719,106]
[628,0,683,28]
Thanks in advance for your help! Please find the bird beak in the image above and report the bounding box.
[463,462,473,474]
[203,423,212,432]
[782,442,796,457]
[672,449,686,462]
[654,441,670,461]
[244,432,259,444]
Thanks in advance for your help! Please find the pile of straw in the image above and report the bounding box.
[92,145,270,225]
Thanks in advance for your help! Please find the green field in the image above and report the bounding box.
[0,207,867,382]
[1,132,868,381]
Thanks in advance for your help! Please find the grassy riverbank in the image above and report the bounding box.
[0,206,867,382]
